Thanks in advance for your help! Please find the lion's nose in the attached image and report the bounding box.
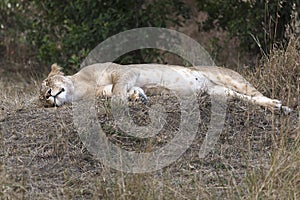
[46,89,52,99]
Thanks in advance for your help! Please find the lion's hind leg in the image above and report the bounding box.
[208,85,291,114]
[251,95,291,114]
[212,69,292,114]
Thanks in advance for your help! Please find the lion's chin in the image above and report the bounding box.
[44,97,66,107]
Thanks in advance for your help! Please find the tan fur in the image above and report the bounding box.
[48,63,64,77]
[39,62,291,114]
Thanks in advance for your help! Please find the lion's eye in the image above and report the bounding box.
[46,89,52,99]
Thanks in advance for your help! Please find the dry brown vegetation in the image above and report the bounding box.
[0,38,299,199]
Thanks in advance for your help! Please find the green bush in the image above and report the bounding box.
[24,0,189,71]
[196,0,299,54]
[0,0,30,60]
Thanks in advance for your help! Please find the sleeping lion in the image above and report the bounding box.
[39,62,291,114]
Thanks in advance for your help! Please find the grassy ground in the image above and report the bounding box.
[0,39,299,199]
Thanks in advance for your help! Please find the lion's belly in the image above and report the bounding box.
[136,68,211,95]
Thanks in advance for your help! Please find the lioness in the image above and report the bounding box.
[39,62,291,114]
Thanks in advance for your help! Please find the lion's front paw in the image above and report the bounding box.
[128,87,148,104]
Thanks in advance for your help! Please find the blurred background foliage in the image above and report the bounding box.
[196,0,299,54]
[0,0,299,71]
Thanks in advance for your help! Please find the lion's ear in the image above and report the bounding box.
[48,63,64,77]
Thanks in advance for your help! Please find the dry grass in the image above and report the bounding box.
[0,38,299,199]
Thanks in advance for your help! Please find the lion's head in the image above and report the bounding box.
[40,64,74,107]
